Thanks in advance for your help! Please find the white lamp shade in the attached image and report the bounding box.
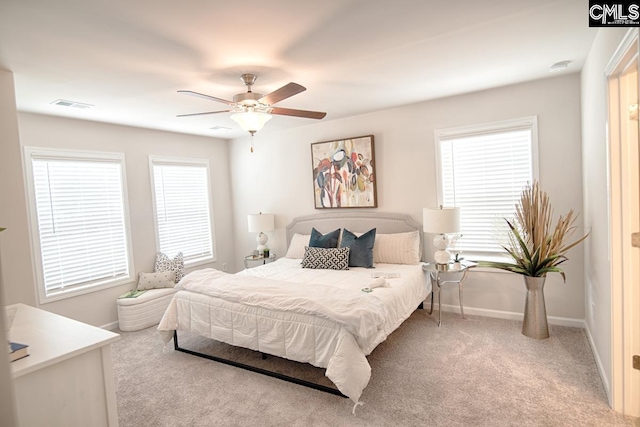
[247,213,275,233]
[422,207,460,234]
[231,111,272,133]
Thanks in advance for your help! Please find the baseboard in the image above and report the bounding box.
[438,303,585,328]
[101,320,119,331]
[584,322,611,405]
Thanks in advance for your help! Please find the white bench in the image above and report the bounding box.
[117,288,178,332]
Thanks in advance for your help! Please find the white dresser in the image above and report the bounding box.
[8,303,120,427]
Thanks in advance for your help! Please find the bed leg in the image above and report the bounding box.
[417,302,424,310]
[261,353,267,360]
[173,330,179,351]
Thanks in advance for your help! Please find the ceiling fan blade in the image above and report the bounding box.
[178,90,234,106]
[270,107,326,120]
[259,83,306,105]
[177,110,233,117]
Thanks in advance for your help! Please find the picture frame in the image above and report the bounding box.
[311,135,377,209]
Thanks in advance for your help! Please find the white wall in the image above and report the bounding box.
[8,112,236,327]
[229,74,586,322]
[0,72,34,322]
[580,27,629,401]
[0,68,20,427]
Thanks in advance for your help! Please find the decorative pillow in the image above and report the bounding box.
[301,247,350,270]
[285,233,310,259]
[154,251,184,283]
[373,231,421,264]
[136,271,177,290]
[340,228,376,268]
[309,228,341,248]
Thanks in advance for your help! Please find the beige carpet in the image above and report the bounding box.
[112,310,636,426]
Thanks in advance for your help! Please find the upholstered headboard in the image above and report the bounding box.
[285,212,423,260]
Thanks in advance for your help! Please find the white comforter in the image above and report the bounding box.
[158,259,429,403]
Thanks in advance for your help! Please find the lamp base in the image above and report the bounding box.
[433,234,449,250]
[432,234,451,265]
[256,232,268,252]
[434,249,451,265]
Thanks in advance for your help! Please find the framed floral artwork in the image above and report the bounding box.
[311,135,377,209]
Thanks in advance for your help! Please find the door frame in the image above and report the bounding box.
[605,27,640,417]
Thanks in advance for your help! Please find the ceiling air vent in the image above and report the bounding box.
[51,99,94,109]
[210,126,232,132]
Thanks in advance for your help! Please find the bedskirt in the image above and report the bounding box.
[157,260,430,403]
[158,290,371,402]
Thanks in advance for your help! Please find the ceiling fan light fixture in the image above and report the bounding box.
[231,111,272,133]
[177,74,326,135]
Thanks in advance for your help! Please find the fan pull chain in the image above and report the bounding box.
[249,130,256,153]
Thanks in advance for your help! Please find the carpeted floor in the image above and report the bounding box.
[112,310,636,426]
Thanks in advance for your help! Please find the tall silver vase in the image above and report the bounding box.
[522,276,549,339]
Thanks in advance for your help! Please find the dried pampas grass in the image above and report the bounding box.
[480,182,589,281]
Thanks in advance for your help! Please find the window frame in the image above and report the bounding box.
[148,155,217,268]
[23,147,135,304]
[434,116,540,259]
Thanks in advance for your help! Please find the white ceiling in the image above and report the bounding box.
[0,0,596,140]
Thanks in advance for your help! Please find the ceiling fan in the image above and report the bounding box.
[177,74,327,136]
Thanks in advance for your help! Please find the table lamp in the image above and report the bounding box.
[423,206,460,265]
[247,213,275,252]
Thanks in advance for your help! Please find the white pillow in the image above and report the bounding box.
[285,233,310,259]
[373,231,421,264]
[137,271,177,290]
[154,251,184,283]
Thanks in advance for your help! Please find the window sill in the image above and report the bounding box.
[468,266,515,274]
[461,253,517,275]
[39,276,134,304]
[185,255,216,269]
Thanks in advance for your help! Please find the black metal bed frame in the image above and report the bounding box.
[172,302,425,399]
[173,330,347,398]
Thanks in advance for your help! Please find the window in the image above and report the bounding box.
[149,156,215,266]
[24,148,134,303]
[435,116,539,256]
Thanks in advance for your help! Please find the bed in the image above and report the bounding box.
[157,212,430,406]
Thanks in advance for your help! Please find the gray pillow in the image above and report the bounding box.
[309,228,341,248]
[340,228,376,268]
[301,247,350,270]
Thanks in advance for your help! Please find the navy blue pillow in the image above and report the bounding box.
[309,228,340,249]
[340,228,376,268]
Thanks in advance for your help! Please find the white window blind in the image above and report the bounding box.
[150,158,214,264]
[26,150,133,300]
[436,117,537,255]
